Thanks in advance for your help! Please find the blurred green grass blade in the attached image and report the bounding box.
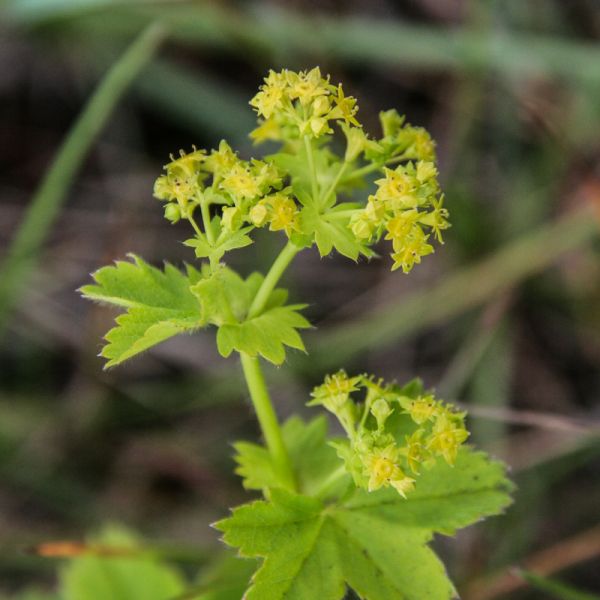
[310,208,598,370]
[137,59,255,143]
[9,3,600,87]
[0,22,166,335]
[469,323,513,446]
[520,570,600,600]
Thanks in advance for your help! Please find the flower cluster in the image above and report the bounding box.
[350,160,449,272]
[152,68,449,276]
[153,142,301,254]
[309,372,469,498]
[249,67,360,143]
[366,109,437,164]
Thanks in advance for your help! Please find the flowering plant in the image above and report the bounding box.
[81,67,512,599]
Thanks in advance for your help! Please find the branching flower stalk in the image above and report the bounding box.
[81,67,512,600]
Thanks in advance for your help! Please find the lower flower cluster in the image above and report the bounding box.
[309,372,469,497]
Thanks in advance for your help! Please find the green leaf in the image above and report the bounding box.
[60,526,185,600]
[217,447,512,600]
[342,448,514,535]
[298,205,372,261]
[183,227,253,263]
[235,416,347,496]
[216,304,310,365]
[80,255,204,368]
[269,145,341,208]
[193,551,256,600]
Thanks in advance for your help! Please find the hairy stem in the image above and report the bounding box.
[240,353,296,490]
[248,241,300,318]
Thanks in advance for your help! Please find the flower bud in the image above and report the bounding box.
[222,206,242,232]
[164,203,181,224]
[249,202,269,227]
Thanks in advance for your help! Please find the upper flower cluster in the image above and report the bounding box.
[151,67,449,275]
[249,67,360,142]
[309,371,469,498]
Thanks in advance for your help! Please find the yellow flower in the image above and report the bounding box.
[418,195,450,243]
[391,229,434,273]
[410,128,436,161]
[390,475,416,498]
[371,398,392,429]
[351,215,374,240]
[329,84,360,127]
[311,95,331,117]
[416,161,438,183]
[427,414,469,465]
[153,175,172,201]
[365,446,415,497]
[249,201,270,227]
[250,117,282,144]
[249,69,288,118]
[206,140,238,175]
[384,212,420,244]
[375,167,415,201]
[154,148,206,205]
[288,67,329,105]
[404,395,438,425]
[220,164,261,200]
[401,429,431,474]
[164,147,206,179]
[222,206,242,232]
[251,160,282,191]
[311,370,361,413]
[267,194,299,236]
[364,196,386,222]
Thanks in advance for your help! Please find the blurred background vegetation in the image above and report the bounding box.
[0,0,599,598]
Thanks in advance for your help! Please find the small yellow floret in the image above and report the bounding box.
[267,194,299,236]
[427,414,469,465]
[220,165,261,200]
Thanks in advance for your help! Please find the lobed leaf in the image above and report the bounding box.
[80,255,204,367]
[217,445,513,600]
[216,304,310,365]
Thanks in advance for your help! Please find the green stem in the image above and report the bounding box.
[248,241,300,319]
[200,199,215,245]
[187,212,204,238]
[321,160,349,207]
[303,135,320,202]
[344,154,409,182]
[240,352,296,490]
